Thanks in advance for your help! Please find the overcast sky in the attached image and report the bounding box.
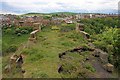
[0,0,119,14]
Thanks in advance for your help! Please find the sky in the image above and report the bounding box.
[0,0,119,14]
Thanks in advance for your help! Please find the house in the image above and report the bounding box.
[65,19,73,24]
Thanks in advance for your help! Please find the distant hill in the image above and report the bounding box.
[49,12,77,15]
[22,10,117,16]
[22,13,46,16]
[22,12,77,16]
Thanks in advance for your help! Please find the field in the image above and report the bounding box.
[2,23,89,78]
[2,17,120,78]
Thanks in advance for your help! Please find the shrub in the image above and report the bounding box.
[17,33,22,36]
[15,27,33,35]
[107,45,113,53]
[15,28,21,34]
[20,27,33,32]
[93,41,107,52]
[21,30,29,34]
[108,54,114,64]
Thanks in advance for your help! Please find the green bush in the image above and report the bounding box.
[93,41,107,52]
[113,29,120,72]
[15,27,33,35]
[108,54,114,64]
[80,17,118,34]
[21,30,29,34]
[107,45,113,53]
[17,33,22,36]
[15,28,21,34]
[20,27,33,32]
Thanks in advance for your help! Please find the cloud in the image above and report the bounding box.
[0,0,119,14]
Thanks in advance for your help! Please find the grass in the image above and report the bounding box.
[22,30,86,78]
[85,63,96,72]
[59,51,93,78]
[2,17,119,78]
[2,33,29,46]
[2,26,88,78]
[2,32,29,54]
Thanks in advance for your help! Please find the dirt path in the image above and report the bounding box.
[87,42,118,78]
[87,55,113,78]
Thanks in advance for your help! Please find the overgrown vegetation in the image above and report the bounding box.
[60,24,76,32]
[81,17,118,34]
[2,25,31,55]
[80,17,120,73]
[2,16,119,78]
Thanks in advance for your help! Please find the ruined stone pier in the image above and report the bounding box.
[29,30,39,43]
[76,23,90,39]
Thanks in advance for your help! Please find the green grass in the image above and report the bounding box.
[59,51,94,78]
[2,26,88,78]
[2,32,29,54]
[21,30,87,78]
[85,63,96,72]
[2,17,119,78]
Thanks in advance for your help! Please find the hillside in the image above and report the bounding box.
[22,12,76,16]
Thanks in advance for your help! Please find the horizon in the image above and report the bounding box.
[0,12,118,15]
[0,0,119,15]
